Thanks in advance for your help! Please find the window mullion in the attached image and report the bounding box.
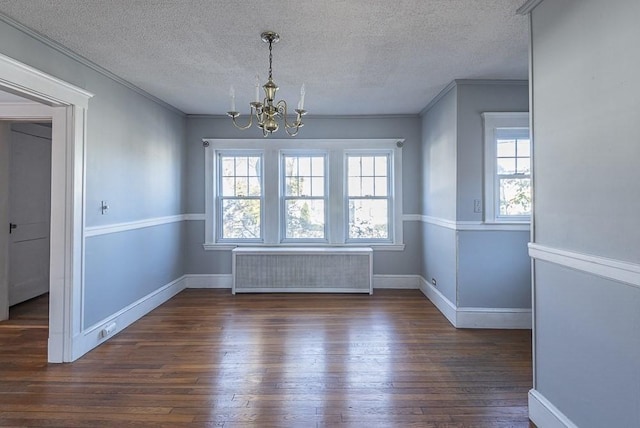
[262,149,278,244]
[328,149,343,244]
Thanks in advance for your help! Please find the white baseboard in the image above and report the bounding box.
[373,274,419,289]
[48,332,64,363]
[184,274,232,289]
[457,307,532,329]
[529,389,578,428]
[417,276,532,329]
[418,276,457,326]
[72,276,187,360]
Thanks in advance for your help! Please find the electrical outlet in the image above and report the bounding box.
[100,322,117,338]
[431,278,437,287]
[473,199,482,213]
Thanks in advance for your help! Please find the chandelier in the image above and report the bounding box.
[227,31,307,137]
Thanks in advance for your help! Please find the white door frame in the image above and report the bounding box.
[0,52,93,362]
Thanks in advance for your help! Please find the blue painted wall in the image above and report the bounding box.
[420,80,531,309]
[0,19,187,330]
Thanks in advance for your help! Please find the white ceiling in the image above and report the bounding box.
[0,0,529,115]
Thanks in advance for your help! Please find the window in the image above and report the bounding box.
[217,153,262,241]
[204,139,404,249]
[482,112,531,223]
[347,153,391,241]
[282,153,327,240]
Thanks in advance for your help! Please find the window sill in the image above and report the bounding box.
[202,243,406,251]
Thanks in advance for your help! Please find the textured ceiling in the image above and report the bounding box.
[0,1,529,115]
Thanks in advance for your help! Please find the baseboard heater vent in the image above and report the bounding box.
[232,247,373,294]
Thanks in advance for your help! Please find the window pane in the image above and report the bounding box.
[285,177,299,196]
[222,157,235,176]
[517,158,531,175]
[235,157,248,175]
[361,156,374,175]
[312,157,324,175]
[235,177,248,196]
[499,178,531,216]
[222,199,261,239]
[299,177,312,196]
[248,176,261,196]
[361,177,374,196]
[375,177,388,196]
[517,139,531,157]
[348,156,361,177]
[348,199,388,239]
[221,177,235,196]
[374,156,387,176]
[497,139,516,157]
[298,156,311,176]
[285,157,297,176]
[348,177,361,196]
[497,158,516,174]
[285,199,325,239]
[311,177,325,197]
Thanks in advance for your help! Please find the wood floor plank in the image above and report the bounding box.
[0,289,535,427]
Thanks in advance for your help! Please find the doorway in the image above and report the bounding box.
[0,51,93,362]
[0,97,69,363]
[5,121,52,309]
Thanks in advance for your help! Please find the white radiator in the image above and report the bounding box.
[232,247,373,294]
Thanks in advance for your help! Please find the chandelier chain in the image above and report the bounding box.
[268,39,273,80]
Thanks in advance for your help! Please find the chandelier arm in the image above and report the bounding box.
[229,111,254,130]
[275,100,287,118]
[276,100,304,129]
[285,126,300,137]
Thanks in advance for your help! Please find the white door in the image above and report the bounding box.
[8,122,51,306]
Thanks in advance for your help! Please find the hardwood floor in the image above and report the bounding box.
[0,289,534,427]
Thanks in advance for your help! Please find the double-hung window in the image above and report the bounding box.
[217,152,263,241]
[346,153,391,241]
[482,112,531,223]
[282,153,327,241]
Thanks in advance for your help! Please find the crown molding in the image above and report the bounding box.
[419,79,529,117]
[517,0,545,15]
[0,13,185,116]
[420,80,457,116]
[454,79,528,86]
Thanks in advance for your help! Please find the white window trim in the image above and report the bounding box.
[482,112,530,224]
[203,139,404,250]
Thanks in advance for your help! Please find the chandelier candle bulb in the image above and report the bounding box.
[298,83,306,110]
[254,74,260,102]
[229,86,236,112]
